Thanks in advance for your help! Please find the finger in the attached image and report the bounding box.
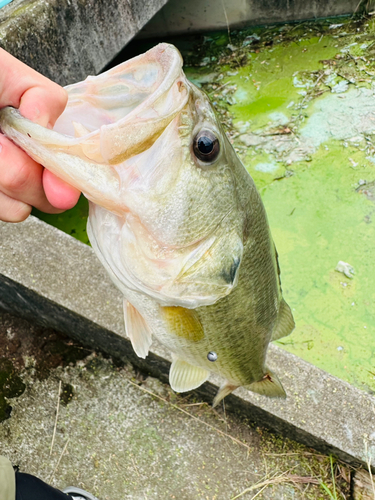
[19,84,68,128]
[0,49,68,127]
[0,49,80,210]
[18,86,77,209]
[0,135,65,214]
[0,190,31,223]
[43,170,81,210]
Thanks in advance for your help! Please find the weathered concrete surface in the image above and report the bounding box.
[0,0,168,85]
[138,0,370,38]
[0,311,351,500]
[0,216,374,472]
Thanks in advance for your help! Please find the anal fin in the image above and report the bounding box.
[272,299,295,342]
[124,300,152,359]
[247,369,286,398]
[169,356,209,393]
[212,382,239,408]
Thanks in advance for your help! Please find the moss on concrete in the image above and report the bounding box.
[60,383,74,406]
[0,358,25,422]
[0,356,349,499]
[0,311,91,421]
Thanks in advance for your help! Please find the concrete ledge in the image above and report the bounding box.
[0,0,168,85]
[138,0,371,38]
[0,216,374,470]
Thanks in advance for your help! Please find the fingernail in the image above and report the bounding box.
[24,106,49,127]
[33,110,49,128]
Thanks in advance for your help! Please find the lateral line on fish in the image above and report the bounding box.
[126,379,252,451]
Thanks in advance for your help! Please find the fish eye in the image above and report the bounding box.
[193,129,220,163]
[207,351,218,362]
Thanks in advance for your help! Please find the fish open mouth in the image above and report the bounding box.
[53,43,190,165]
[0,44,190,169]
[0,44,190,212]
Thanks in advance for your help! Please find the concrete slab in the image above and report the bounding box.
[0,216,374,472]
[0,311,352,500]
[0,0,169,85]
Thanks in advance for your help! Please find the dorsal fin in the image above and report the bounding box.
[247,369,286,398]
[123,300,152,358]
[272,299,295,341]
[169,356,209,392]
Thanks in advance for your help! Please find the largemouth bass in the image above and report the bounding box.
[0,44,294,406]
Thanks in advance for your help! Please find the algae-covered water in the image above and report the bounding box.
[33,193,89,244]
[34,16,375,393]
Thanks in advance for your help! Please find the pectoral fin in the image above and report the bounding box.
[246,369,286,398]
[271,299,295,341]
[124,300,152,358]
[169,356,209,392]
[162,306,205,342]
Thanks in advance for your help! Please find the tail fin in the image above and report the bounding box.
[246,369,286,398]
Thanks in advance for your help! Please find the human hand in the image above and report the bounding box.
[0,49,81,222]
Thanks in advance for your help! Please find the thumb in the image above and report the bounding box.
[19,85,80,209]
[19,84,68,128]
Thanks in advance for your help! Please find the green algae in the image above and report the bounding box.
[210,35,338,129]
[31,16,375,393]
[60,383,74,405]
[262,143,375,392]
[32,194,89,245]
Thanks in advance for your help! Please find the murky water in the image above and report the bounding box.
[34,16,375,393]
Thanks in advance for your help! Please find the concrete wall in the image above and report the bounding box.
[0,0,169,86]
[0,217,374,470]
[139,0,370,38]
